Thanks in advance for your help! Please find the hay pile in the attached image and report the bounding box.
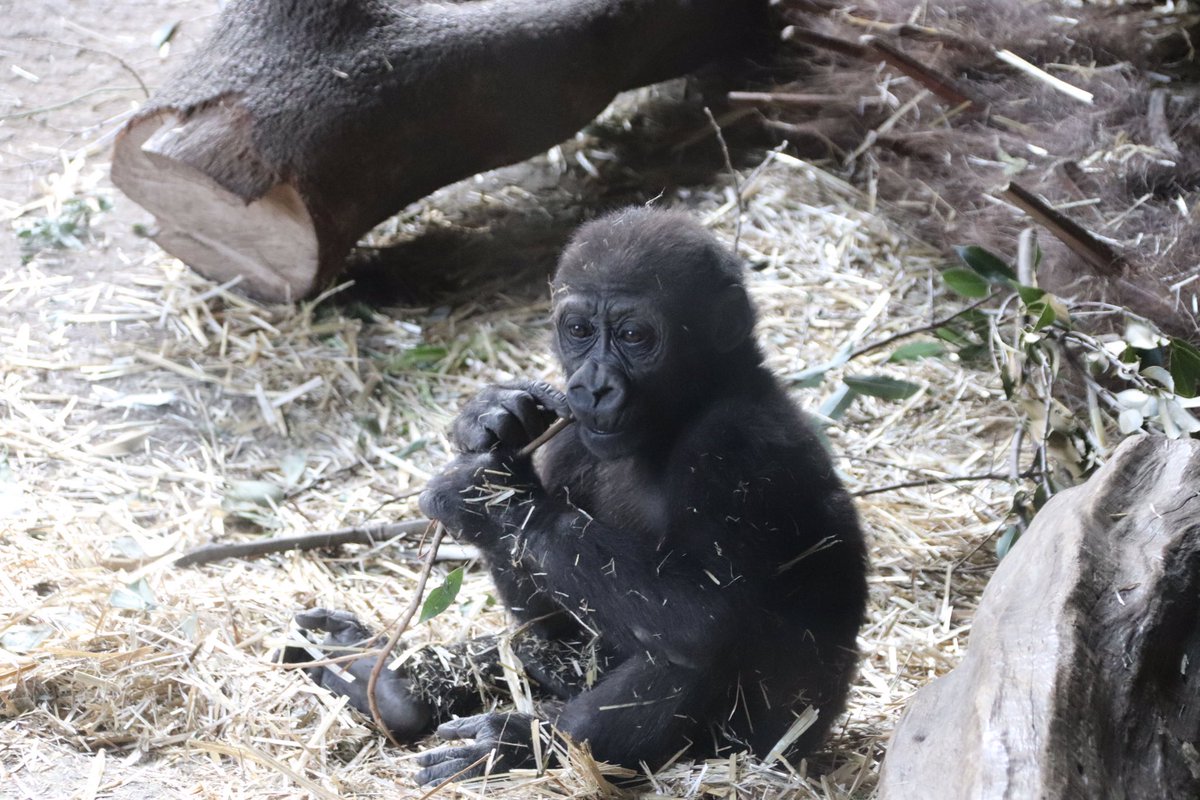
[3,117,1016,798]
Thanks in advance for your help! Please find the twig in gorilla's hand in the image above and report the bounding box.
[175,518,432,567]
[369,519,446,747]
[365,418,573,746]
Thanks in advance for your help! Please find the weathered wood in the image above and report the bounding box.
[112,0,764,301]
[879,434,1200,800]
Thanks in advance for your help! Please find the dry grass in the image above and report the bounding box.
[2,130,1016,797]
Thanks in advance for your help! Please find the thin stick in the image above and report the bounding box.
[175,519,431,567]
[704,106,743,254]
[849,295,993,360]
[781,26,869,59]
[995,49,1093,105]
[1001,182,1125,276]
[867,38,979,110]
[365,417,573,743]
[368,520,446,746]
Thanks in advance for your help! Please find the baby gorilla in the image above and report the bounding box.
[290,208,868,784]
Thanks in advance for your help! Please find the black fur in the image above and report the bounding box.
[295,208,868,785]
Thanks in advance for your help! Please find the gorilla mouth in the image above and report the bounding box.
[579,424,639,459]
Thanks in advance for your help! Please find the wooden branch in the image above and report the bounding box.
[175,519,432,567]
[727,90,879,108]
[781,25,869,59]
[866,38,979,109]
[1147,89,1181,157]
[1001,182,1126,276]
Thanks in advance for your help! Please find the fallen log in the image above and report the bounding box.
[113,0,764,301]
[879,434,1200,800]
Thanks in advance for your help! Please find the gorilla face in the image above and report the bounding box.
[554,292,671,460]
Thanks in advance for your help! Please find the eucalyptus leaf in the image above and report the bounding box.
[954,245,1017,283]
[817,385,857,421]
[942,268,991,298]
[996,525,1021,560]
[1169,338,1200,398]
[887,342,946,363]
[1124,320,1165,350]
[110,578,157,611]
[842,375,921,401]
[1118,408,1144,434]
[1142,366,1176,392]
[420,566,464,623]
[1,625,53,653]
[280,453,306,488]
[110,535,147,560]
[1016,284,1045,305]
[224,480,285,507]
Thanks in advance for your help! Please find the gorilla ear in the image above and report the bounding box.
[711,285,754,353]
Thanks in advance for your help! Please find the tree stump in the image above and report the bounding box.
[879,434,1200,800]
[112,0,763,301]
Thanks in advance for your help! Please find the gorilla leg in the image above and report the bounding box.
[282,609,608,735]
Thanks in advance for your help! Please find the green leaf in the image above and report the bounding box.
[843,375,921,401]
[817,384,857,421]
[224,480,284,507]
[996,525,1021,560]
[1170,338,1200,399]
[887,341,946,363]
[1016,284,1045,305]
[934,326,971,347]
[1,625,53,653]
[1027,301,1056,331]
[942,268,991,298]
[788,365,831,389]
[391,345,448,371]
[110,578,157,611]
[420,566,464,623]
[954,245,1017,283]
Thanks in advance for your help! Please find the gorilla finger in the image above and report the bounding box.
[501,392,550,442]
[415,743,480,766]
[520,381,571,419]
[435,713,490,739]
[482,409,529,450]
[294,608,366,637]
[415,757,478,786]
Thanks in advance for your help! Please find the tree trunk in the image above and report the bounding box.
[879,434,1200,800]
[112,0,764,301]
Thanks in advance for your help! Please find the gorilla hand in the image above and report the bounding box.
[415,712,544,785]
[282,608,432,741]
[450,381,568,454]
[419,452,542,543]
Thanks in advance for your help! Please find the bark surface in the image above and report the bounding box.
[880,434,1200,800]
[113,0,763,300]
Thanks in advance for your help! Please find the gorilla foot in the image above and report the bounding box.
[282,607,433,741]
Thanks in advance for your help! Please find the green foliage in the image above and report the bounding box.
[843,374,921,401]
[942,268,991,298]
[420,566,464,623]
[15,196,111,263]
[953,245,1017,284]
[887,341,946,363]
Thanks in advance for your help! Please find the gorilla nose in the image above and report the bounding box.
[567,362,626,419]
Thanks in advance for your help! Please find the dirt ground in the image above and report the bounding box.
[2,3,1014,799]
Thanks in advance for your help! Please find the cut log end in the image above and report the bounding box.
[112,111,320,303]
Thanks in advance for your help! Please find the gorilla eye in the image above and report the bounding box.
[567,320,594,339]
[618,327,649,345]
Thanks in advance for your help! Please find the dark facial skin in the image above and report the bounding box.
[555,292,670,458]
[290,208,869,787]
